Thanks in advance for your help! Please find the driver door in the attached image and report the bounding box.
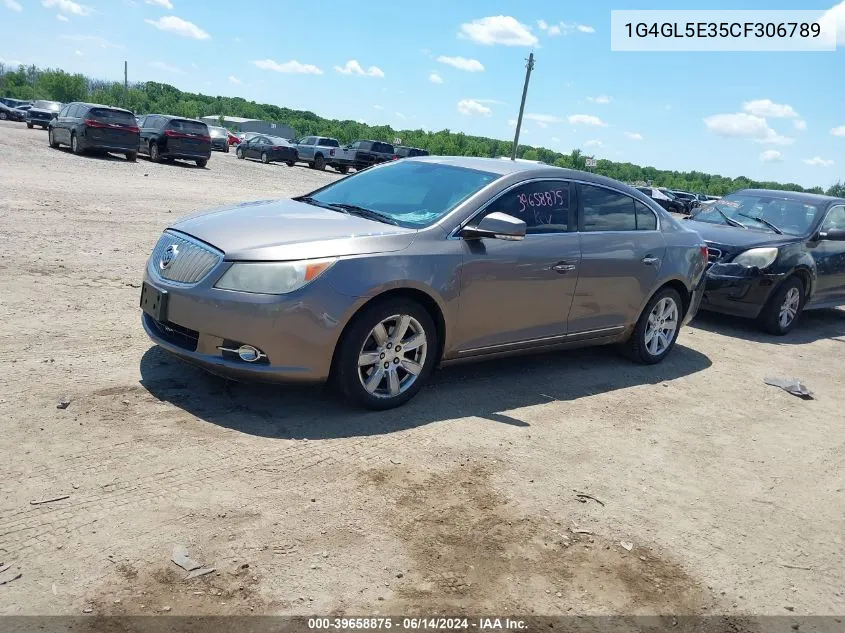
[810,205,845,304]
[453,179,582,355]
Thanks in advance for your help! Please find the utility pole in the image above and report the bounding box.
[510,52,535,161]
[123,61,128,108]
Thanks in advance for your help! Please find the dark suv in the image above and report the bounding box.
[394,146,430,159]
[346,140,396,170]
[137,114,212,167]
[47,102,140,160]
[26,100,63,129]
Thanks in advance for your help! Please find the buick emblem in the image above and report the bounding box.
[160,244,179,270]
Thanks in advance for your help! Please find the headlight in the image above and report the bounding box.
[214,258,336,294]
[732,247,778,269]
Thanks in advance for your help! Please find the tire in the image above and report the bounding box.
[196,158,208,168]
[126,151,137,162]
[622,287,683,364]
[336,165,349,174]
[286,160,295,167]
[261,152,269,164]
[333,299,437,410]
[313,154,326,171]
[27,122,33,129]
[71,132,83,155]
[236,147,244,159]
[0,112,7,121]
[224,145,229,153]
[149,142,161,163]
[757,276,804,336]
[48,129,59,149]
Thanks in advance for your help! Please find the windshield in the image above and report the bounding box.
[209,127,226,137]
[33,100,62,111]
[306,160,498,228]
[692,193,822,236]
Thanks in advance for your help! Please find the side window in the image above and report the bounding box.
[821,206,845,232]
[478,181,571,234]
[301,136,314,145]
[350,141,361,150]
[156,116,168,130]
[59,105,70,117]
[136,115,146,127]
[581,184,637,232]
[635,201,658,231]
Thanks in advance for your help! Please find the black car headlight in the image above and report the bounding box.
[732,247,778,269]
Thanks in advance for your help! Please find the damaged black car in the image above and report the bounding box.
[686,189,845,334]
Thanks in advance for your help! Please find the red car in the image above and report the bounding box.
[227,131,241,146]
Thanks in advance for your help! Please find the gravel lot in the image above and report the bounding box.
[1,121,843,619]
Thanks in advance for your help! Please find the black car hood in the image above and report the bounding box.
[684,219,800,249]
[29,108,55,116]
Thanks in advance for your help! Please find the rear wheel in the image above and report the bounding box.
[125,151,137,162]
[0,112,7,121]
[48,129,59,148]
[333,299,437,410]
[314,154,326,171]
[758,276,804,335]
[149,142,161,163]
[286,160,295,167]
[196,158,208,168]
[71,132,83,155]
[261,152,269,164]
[622,287,682,364]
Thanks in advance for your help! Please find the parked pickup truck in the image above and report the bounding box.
[342,140,397,171]
[295,136,353,173]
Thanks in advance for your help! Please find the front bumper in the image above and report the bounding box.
[700,263,785,319]
[140,268,354,384]
[211,140,228,151]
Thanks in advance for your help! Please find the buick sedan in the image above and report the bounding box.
[140,157,707,409]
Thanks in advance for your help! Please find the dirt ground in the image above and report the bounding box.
[0,121,843,619]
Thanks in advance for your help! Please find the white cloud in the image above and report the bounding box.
[583,140,602,148]
[587,95,611,104]
[149,60,184,74]
[551,137,560,143]
[334,59,384,78]
[373,105,384,110]
[228,75,241,84]
[436,55,484,72]
[0,56,23,65]
[703,112,794,145]
[547,24,561,36]
[56,13,68,20]
[74,49,83,56]
[818,0,845,46]
[473,98,506,105]
[537,19,548,30]
[428,72,443,84]
[760,150,783,162]
[252,58,323,74]
[803,156,834,167]
[742,99,799,119]
[524,113,563,124]
[625,132,644,140]
[459,15,538,46]
[507,119,517,127]
[831,125,845,136]
[794,119,807,131]
[457,99,492,116]
[537,20,594,36]
[144,15,210,40]
[395,112,406,120]
[568,114,608,127]
[60,34,122,48]
[42,0,90,15]
[145,0,172,7]
[4,0,22,11]
[577,24,595,33]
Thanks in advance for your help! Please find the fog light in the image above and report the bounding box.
[237,345,263,362]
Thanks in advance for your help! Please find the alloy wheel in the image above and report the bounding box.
[357,314,428,399]
[644,297,678,356]
[779,287,800,328]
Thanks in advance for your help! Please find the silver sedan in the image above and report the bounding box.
[140,156,707,409]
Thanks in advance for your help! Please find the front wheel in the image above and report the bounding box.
[196,158,208,168]
[334,300,437,410]
[261,152,269,164]
[286,160,295,167]
[236,147,244,159]
[126,151,137,162]
[758,277,804,335]
[48,129,59,148]
[224,145,229,153]
[622,287,683,364]
[336,165,349,174]
[26,122,33,129]
[0,112,7,121]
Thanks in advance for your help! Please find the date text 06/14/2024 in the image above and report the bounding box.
[307,617,528,630]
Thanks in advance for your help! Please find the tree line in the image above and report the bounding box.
[1,63,840,197]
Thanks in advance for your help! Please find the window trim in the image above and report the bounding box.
[449,177,578,239]
[578,181,661,233]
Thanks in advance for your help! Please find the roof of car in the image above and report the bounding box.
[735,188,845,205]
[406,155,626,183]
[70,102,133,113]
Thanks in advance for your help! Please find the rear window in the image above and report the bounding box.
[88,108,136,125]
[375,142,395,153]
[395,147,410,157]
[410,148,429,157]
[168,119,208,135]
[318,138,340,147]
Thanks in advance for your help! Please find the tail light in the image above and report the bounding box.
[699,245,709,262]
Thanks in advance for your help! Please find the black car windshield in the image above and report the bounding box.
[307,161,498,228]
[209,127,226,137]
[692,193,822,236]
[33,100,61,111]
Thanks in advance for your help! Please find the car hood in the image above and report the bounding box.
[169,198,417,261]
[29,108,55,115]
[684,219,800,250]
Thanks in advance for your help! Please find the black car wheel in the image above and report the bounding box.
[71,133,83,155]
[261,152,270,164]
[622,287,683,364]
[286,160,295,167]
[758,276,804,336]
[336,165,349,174]
[26,122,33,129]
[0,112,7,121]
[196,158,208,168]
[126,151,137,162]
[334,299,437,410]
[149,142,161,163]
[236,147,244,159]
[314,155,326,171]
[48,129,59,149]
[224,144,229,153]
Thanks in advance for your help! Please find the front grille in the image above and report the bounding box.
[148,231,222,285]
[146,314,200,352]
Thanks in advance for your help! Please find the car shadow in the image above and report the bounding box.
[138,342,712,440]
[691,308,845,345]
[54,147,130,162]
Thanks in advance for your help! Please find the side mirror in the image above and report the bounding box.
[820,228,845,241]
[460,212,526,241]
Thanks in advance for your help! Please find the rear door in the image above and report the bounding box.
[811,204,845,303]
[568,184,665,333]
[55,104,72,144]
[86,107,138,148]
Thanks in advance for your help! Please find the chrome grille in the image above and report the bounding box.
[148,231,222,285]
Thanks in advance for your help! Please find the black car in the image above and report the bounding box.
[235,134,298,165]
[208,125,230,152]
[0,102,26,122]
[137,114,211,167]
[394,145,430,159]
[0,97,30,109]
[345,140,396,170]
[687,189,845,334]
[669,190,699,213]
[26,99,63,129]
[47,102,140,160]
[635,187,686,215]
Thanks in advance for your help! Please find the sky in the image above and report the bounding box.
[1,0,844,189]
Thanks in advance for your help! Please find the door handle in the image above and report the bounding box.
[641,256,660,266]
[552,262,577,273]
